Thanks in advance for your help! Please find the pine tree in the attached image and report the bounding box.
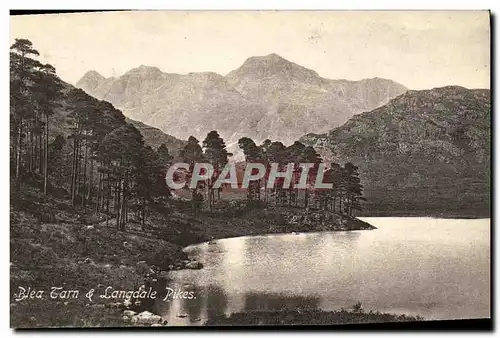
[329,163,344,212]
[285,141,306,206]
[266,141,286,205]
[258,139,272,204]
[202,131,231,208]
[238,137,262,202]
[32,64,63,194]
[180,136,205,211]
[343,162,365,216]
[10,39,43,180]
[135,145,165,227]
[98,124,144,230]
[47,135,66,181]
[300,146,322,209]
[157,143,174,167]
[155,143,174,204]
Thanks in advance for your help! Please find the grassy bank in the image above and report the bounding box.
[204,306,424,326]
[172,202,376,245]
[10,213,187,328]
[10,184,188,328]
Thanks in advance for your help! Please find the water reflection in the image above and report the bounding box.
[159,284,321,325]
[243,292,320,312]
[159,218,490,325]
[159,284,227,325]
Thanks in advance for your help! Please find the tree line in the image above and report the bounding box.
[178,134,365,217]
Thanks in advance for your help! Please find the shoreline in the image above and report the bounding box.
[203,307,425,326]
[356,211,490,219]
[182,225,377,251]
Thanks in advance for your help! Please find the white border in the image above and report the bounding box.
[3,2,497,337]
[2,1,498,10]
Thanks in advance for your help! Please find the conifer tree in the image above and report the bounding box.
[202,131,231,208]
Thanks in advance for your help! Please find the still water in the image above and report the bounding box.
[157,217,490,325]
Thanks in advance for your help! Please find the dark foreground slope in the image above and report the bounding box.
[301,86,491,218]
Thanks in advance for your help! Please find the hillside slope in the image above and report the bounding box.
[125,118,186,158]
[301,86,491,217]
[47,82,185,158]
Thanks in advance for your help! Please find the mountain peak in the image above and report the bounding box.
[262,53,286,61]
[242,53,298,67]
[76,70,108,93]
[138,64,159,70]
[80,70,105,80]
[229,53,320,83]
[125,65,162,76]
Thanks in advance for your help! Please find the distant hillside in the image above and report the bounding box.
[47,82,185,160]
[76,54,407,160]
[125,118,186,159]
[301,86,491,217]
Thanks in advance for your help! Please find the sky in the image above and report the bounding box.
[10,10,490,89]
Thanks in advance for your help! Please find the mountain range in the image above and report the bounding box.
[76,53,407,160]
[300,86,491,217]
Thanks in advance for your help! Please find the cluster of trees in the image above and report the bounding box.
[10,39,173,229]
[10,39,63,194]
[237,138,364,216]
[177,134,364,216]
[179,132,232,210]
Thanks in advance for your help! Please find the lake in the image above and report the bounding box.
[157,217,490,325]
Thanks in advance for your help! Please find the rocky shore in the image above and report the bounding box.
[282,208,376,232]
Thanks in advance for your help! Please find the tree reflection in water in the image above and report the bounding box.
[243,292,320,312]
[160,282,320,325]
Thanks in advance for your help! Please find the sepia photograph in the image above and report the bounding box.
[9,10,491,328]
